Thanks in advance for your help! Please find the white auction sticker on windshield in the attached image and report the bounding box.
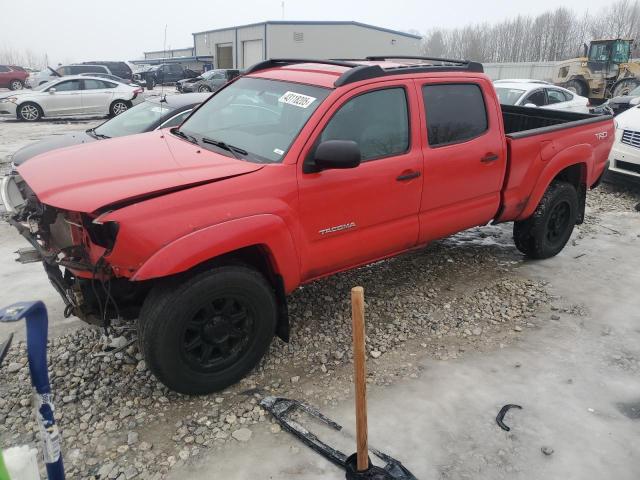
[278,91,316,108]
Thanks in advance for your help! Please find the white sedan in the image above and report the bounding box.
[608,105,640,181]
[0,76,144,121]
[494,80,590,113]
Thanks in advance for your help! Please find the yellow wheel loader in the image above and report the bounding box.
[554,39,640,102]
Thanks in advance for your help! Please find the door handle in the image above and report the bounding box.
[396,171,421,181]
[481,153,499,163]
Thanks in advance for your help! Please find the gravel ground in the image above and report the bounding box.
[0,116,638,478]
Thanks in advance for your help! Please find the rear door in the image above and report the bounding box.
[40,79,83,115]
[81,79,116,114]
[297,80,423,280]
[417,79,506,242]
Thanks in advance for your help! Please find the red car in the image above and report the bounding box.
[0,65,29,90]
[3,57,614,394]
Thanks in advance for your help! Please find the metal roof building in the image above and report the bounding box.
[192,21,422,70]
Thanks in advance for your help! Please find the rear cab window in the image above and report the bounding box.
[421,83,488,146]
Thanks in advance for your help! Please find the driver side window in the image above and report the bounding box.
[318,88,409,162]
[52,80,81,92]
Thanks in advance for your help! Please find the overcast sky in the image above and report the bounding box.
[0,0,609,64]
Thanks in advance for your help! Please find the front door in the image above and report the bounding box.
[297,81,423,280]
[40,79,83,116]
[417,79,506,241]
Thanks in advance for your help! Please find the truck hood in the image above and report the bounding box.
[17,130,264,213]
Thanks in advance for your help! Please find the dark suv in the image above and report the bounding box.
[82,61,133,80]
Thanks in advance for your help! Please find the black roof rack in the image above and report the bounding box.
[243,56,484,88]
[243,58,361,75]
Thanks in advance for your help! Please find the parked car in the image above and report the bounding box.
[25,67,62,88]
[25,64,111,87]
[0,65,29,90]
[591,85,640,116]
[2,58,613,394]
[80,61,133,80]
[137,64,199,89]
[78,72,140,86]
[607,105,640,182]
[0,75,144,121]
[494,80,590,113]
[176,69,240,93]
[9,93,209,167]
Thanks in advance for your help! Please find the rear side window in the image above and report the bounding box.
[422,84,488,147]
[547,89,567,104]
[319,88,409,161]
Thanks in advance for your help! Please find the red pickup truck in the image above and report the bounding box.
[2,57,614,394]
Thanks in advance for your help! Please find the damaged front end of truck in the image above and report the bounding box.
[1,173,147,328]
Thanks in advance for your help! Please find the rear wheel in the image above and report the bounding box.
[565,79,588,97]
[9,79,23,90]
[139,265,277,394]
[110,100,129,117]
[17,102,42,121]
[612,78,640,98]
[513,181,578,259]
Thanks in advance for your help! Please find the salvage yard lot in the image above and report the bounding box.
[1,117,639,479]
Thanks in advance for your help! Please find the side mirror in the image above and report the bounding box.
[48,88,56,94]
[308,140,361,173]
[524,103,538,108]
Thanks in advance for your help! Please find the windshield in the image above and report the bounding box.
[178,77,330,163]
[495,87,526,105]
[95,101,172,138]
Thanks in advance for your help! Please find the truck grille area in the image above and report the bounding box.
[615,160,640,175]
[621,130,640,149]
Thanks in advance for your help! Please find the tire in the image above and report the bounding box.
[17,102,42,121]
[139,266,277,395]
[146,77,155,90]
[9,79,23,90]
[513,181,578,260]
[612,78,640,98]
[565,79,588,97]
[110,100,129,117]
[197,85,212,93]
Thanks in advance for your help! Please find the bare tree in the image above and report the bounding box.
[415,0,640,62]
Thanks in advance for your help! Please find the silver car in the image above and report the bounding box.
[0,75,144,121]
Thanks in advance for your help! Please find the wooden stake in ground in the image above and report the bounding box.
[351,286,368,471]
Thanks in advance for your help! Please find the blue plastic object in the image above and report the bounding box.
[0,301,65,480]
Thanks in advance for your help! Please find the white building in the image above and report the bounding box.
[192,21,422,69]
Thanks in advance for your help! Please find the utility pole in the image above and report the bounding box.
[281,1,285,19]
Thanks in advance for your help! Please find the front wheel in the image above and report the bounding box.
[139,265,278,395]
[612,78,640,98]
[513,181,578,259]
[110,100,129,117]
[9,79,23,90]
[17,102,42,121]
[197,85,212,93]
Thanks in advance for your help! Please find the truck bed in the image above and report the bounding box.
[501,105,607,137]
[498,105,614,223]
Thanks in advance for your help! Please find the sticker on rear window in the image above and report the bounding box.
[278,91,316,108]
